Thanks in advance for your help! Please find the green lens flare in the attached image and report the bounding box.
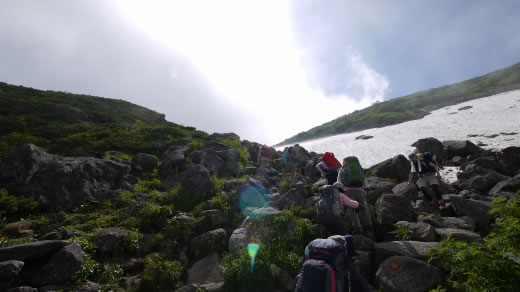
[248,243,260,271]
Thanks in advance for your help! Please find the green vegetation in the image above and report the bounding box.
[429,198,520,291]
[277,62,520,145]
[0,188,39,221]
[139,254,184,291]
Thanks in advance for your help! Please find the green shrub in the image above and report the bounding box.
[0,188,39,219]
[166,185,203,212]
[279,178,291,195]
[133,178,162,193]
[212,174,225,193]
[139,254,184,291]
[103,151,132,163]
[222,249,275,292]
[394,224,411,241]
[139,202,173,232]
[429,198,520,291]
[101,263,123,291]
[187,140,202,151]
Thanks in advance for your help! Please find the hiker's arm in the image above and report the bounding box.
[408,172,415,185]
[429,161,441,178]
[315,161,328,177]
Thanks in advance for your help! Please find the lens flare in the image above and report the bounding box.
[248,243,260,272]
[239,185,270,219]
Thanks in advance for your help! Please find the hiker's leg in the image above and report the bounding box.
[431,183,444,206]
[420,187,433,201]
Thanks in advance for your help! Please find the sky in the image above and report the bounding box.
[1,0,520,145]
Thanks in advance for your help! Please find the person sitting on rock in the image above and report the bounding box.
[315,152,342,185]
[408,151,445,207]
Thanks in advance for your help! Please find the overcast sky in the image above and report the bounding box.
[1,0,520,145]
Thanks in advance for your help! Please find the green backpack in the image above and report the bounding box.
[341,156,365,187]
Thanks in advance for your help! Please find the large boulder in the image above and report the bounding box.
[375,241,440,262]
[458,171,509,194]
[131,153,158,172]
[497,146,520,176]
[435,228,483,243]
[0,260,24,290]
[190,229,228,260]
[271,188,305,210]
[286,144,312,168]
[392,183,419,201]
[31,243,84,286]
[187,252,224,286]
[228,228,249,257]
[488,176,520,197]
[376,256,444,292]
[368,155,410,183]
[2,221,33,238]
[94,227,130,254]
[443,140,483,160]
[199,149,224,175]
[394,221,437,242]
[376,194,417,226]
[209,132,240,141]
[449,196,492,233]
[412,137,446,164]
[366,176,396,204]
[0,144,135,210]
[168,164,214,199]
[159,144,188,179]
[0,241,69,262]
[216,149,241,177]
[418,215,476,231]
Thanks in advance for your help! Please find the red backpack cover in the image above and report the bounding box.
[322,152,341,168]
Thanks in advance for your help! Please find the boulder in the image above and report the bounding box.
[443,140,482,160]
[449,195,492,232]
[187,252,224,285]
[458,171,509,194]
[0,260,24,290]
[368,155,410,183]
[304,159,320,178]
[94,227,130,253]
[497,146,520,176]
[435,228,483,243]
[271,264,294,292]
[395,221,437,242]
[190,229,228,259]
[216,149,241,177]
[200,149,224,174]
[418,215,476,231]
[209,132,240,140]
[392,183,418,201]
[200,210,228,227]
[31,243,84,286]
[376,194,417,226]
[376,256,444,292]
[286,144,312,168]
[4,287,38,292]
[131,153,158,172]
[159,144,188,178]
[412,137,446,164]
[0,144,134,210]
[228,228,249,257]
[374,241,440,262]
[366,176,396,204]
[0,240,69,262]
[271,188,305,210]
[203,141,232,152]
[170,164,214,199]
[488,176,520,197]
[2,221,33,238]
[470,156,503,172]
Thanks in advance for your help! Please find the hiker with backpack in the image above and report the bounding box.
[316,152,342,185]
[257,144,271,167]
[408,151,445,207]
[294,234,371,292]
[334,156,375,239]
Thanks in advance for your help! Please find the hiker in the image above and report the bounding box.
[294,234,371,292]
[283,147,295,172]
[334,156,375,239]
[316,152,342,185]
[257,144,271,167]
[408,151,445,207]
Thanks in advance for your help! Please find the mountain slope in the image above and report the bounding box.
[0,82,208,158]
[276,62,520,146]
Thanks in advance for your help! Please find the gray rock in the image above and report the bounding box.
[203,141,232,152]
[489,176,520,197]
[443,140,482,159]
[271,188,305,210]
[395,221,437,242]
[228,228,249,257]
[191,229,228,259]
[216,149,241,177]
[497,146,520,175]
[304,159,320,178]
[0,144,134,210]
[435,228,483,243]
[366,176,396,204]
[159,144,188,177]
[187,252,224,285]
[94,227,130,253]
[201,210,228,227]
[368,155,410,183]
[0,240,69,262]
[392,183,419,201]
[4,287,38,292]
[376,256,445,292]
[0,260,24,290]
[200,149,224,174]
[168,164,214,199]
[449,195,492,233]
[209,132,240,140]
[132,153,158,172]
[375,241,440,262]
[376,194,417,226]
[458,171,509,194]
[31,243,84,286]
[271,264,294,292]
[412,137,446,164]
[418,215,476,231]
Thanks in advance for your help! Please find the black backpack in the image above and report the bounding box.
[294,238,349,292]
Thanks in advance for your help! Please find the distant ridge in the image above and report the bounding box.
[276,62,520,146]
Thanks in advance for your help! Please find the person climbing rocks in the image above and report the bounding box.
[315,152,342,185]
[257,144,271,167]
[408,151,445,207]
[334,156,375,239]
